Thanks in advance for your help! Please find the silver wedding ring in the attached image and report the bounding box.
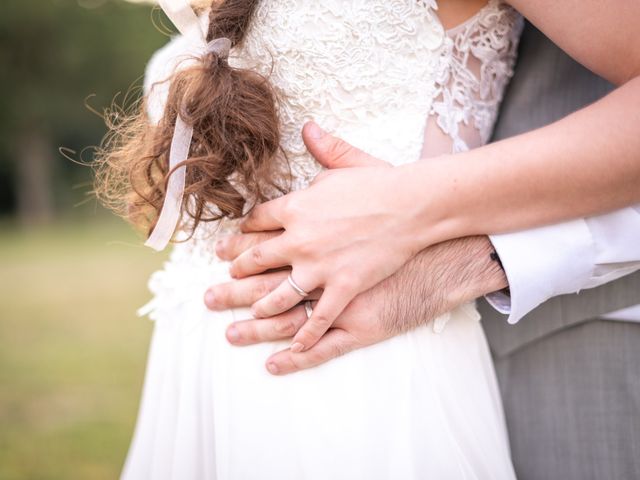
[287,274,309,297]
[304,301,314,320]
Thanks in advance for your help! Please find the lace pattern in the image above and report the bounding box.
[430,0,524,152]
[230,0,446,188]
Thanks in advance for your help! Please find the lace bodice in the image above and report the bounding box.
[141,0,523,313]
[229,0,445,190]
[227,0,522,188]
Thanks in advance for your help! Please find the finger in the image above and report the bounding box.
[206,272,321,311]
[229,236,290,279]
[241,198,287,233]
[265,328,358,375]
[226,305,309,346]
[251,273,315,319]
[216,231,283,261]
[302,121,388,169]
[289,285,353,352]
[205,270,288,310]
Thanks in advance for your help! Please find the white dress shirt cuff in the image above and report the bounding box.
[486,219,596,324]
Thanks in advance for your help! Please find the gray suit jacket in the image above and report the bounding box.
[480,22,640,358]
[481,24,640,480]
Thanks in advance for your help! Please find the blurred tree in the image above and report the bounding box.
[0,0,167,224]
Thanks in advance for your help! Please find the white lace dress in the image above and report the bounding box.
[123,1,523,479]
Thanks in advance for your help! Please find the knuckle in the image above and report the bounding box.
[285,233,319,262]
[241,323,258,342]
[247,233,267,250]
[325,137,346,156]
[311,314,332,329]
[233,237,250,256]
[295,237,317,257]
[255,279,272,299]
[330,340,350,359]
[250,247,264,267]
[227,234,242,248]
[271,292,289,311]
[281,195,304,221]
[274,319,297,337]
[284,231,303,252]
[325,140,351,167]
[287,353,306,371]
[306,348,326,365]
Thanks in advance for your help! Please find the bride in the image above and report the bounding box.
[94,0,639,478]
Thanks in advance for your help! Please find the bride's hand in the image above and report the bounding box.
[225,122,439,353]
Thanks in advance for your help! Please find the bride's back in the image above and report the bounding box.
[231,0,522,185]
[230,0,446,187]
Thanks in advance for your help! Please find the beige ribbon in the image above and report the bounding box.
[145,0,230,251]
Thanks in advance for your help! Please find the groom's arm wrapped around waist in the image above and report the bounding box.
[486,204,640,324]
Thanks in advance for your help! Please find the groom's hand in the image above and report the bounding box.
[208,234,507,375]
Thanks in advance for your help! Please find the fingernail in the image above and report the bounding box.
[226,325,240,343]
[291,342,305,353]
[306,121,325,140]
[267,362,279,375]
[204,289,216,309]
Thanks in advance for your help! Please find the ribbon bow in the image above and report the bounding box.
[145,0,231,251]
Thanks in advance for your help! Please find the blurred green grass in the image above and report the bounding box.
[0,220,166,480]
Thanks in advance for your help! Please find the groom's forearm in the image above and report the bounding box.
[380,235,507,334]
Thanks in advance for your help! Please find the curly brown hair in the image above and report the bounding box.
[93,0,286,239]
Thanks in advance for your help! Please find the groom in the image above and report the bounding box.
[206,23,640,480]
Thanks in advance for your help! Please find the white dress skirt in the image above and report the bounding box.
[122,0,523,478]
[123,250,515,480]
[122,243,516,479]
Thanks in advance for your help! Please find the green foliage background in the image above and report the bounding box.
[0,221,161,480]
[0,0,166,217]
[0,1,171,478]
